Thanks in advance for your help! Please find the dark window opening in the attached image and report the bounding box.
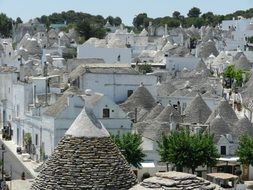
[127,90,133,97]
[35,134,38,146]
[117,55,121,62]
[221,146,226,155]
[103,108,110,118]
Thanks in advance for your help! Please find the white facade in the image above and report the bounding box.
[217,135,237,156]
[221,18,253,31]
[19,91,133,160]
[78,73,157,103]
[86,93,132,134]
[32,75,61,99]
[165,57,201,73]
[77,43,132,64]
[0,71,18,129]
[12,81,33,146]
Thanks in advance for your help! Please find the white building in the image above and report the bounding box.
[11,81,33,146]
[0,67,18,129]
[164,57,201,73]
[77,42,132,64]
[15,87,133,160]
[69,64,157,103]
[82,89,132,135]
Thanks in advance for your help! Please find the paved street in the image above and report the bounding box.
[0,140,33,180]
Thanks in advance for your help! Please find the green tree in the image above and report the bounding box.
[187,7,202,18]
[0,13,13,37]
[138,63,153,74]
[111,133,145,168]
[133,13,150,30]
[15,17,23,24]
[114,16,122,26]
[158,130,219,174]
[172,11,181,19]
[76,19,91,40]
[223,65,243,87]
[106,16,114,25]
[202,12,214,25]
[236,134,253,166]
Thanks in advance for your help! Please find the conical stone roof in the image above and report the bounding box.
[234,51,244,61]
[156,105,181,123]
[145,103,164,120]
[18,33,31,49]
[141,121,170,141]
[206,98,238,125]
[208,114,231,143]
[157,81,176,97]
[31,108,137,190]
[234,54,252,71]
[232,117,253,141]
[198,41,219,59]
[120,86,156,113]
[184,94,212,124]
[139,28,148,36]
[212,51,232,67]
[23,38,42,56]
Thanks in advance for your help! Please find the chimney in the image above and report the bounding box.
[164,24,168,36]
[134,107,138,123]
[33,85,37,105]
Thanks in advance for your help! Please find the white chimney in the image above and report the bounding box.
[164,24,168,36]
[85,89,93,96]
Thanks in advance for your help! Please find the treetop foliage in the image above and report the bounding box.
[111,132,145,168]
[1,7,253,39]
[158,130,219,173]
[132,7,253,31]
[236,134,253,166]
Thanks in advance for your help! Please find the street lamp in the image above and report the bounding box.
[0,144,6,180]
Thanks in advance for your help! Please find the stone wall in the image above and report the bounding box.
[31,136,137,190]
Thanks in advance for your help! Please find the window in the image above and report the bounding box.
[35,134,38,146]
[16,104,20,118]
[127,90,133,97]
[103,108,110,118]
[220,146,226,155]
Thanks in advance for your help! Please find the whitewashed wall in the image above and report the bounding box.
[80,73,157,103]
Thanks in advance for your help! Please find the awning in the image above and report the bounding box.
[141,162,155,168]
[207,173,238,180]
[218,157,240,162]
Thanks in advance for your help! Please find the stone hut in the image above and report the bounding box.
[234,54,252,71]
[31,107,137,190]
[156,104,181,123]
[120,85,156,121]
[206,98,238,125]
[232,116,253,142]
[144,103,164,121]
[208,114,231,143]
[130,171,223,190]
[184,94,212,124]
[157,81,176,97]
[197,40,219,59]
[23,38,42,57]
